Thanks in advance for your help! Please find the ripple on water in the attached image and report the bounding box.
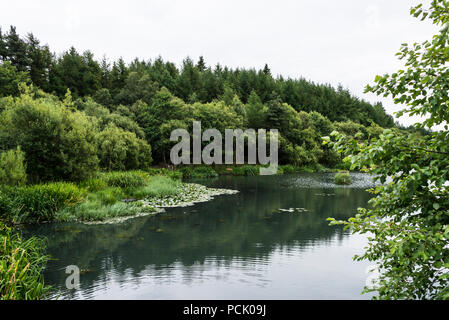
[286,172,380,189]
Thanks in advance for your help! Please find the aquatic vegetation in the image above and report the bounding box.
[142,183,238,208]
[54,174,234,223]
[0,222,51,300]
[334,172,352,185]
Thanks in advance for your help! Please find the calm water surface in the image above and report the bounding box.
[25,173,377,299]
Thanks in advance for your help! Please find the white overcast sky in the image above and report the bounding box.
[0,0,439,127]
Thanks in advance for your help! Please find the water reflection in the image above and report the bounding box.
[25,173,377,299]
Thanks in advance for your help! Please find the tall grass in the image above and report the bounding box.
[0,183,84,223]
[101,171,149,189]
[55,200,148,222]
[56,173,179,221]
[0,223,51,300]
[131,175,181,199]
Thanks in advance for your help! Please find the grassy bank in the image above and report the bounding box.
[0,164,342,225]
[0,169,239,225]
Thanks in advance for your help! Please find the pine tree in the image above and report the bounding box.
[197,56,206,72]
[263,63,271,76]
[4,26,30,72]
[246,91,267,129]
[26,33,52,91]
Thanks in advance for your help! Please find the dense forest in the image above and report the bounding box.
[0,25,395,183]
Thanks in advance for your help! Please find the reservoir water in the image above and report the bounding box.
[25,173,377,299]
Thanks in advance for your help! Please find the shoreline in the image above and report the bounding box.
[1,167,355,226]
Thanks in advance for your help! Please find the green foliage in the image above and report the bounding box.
[232,165,259,176]
[279,164,296,174]
[334,172,352,185]
[179,166,219,179]
[146,168,183,181]
[0,25,399,171]
[246,91,267,129]
[49,47,101,98]
[78,178,107,193]
[0,182,84,223]
[101,171,149,189]
[333,121,367,139]
[114,72,158,105]
[0,61,29,97]
[0,147,27,186]
[89,187,125,205]
[96,123,152,171]
[93,88,114,109]
[55,174,182,222]
[0,222,51,300]
[0,92,99,182]
[1,24,395,128]
[55,200,146,222]
[327,1,449,300]
[131,175,181,199]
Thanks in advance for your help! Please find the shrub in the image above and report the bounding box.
[1,183,84,223]
[0,147,27,186]
[0,222,51,300]
[101,171,149,189]
[334,172,352,185]
[0,93,99,182]
[0,62,30,98]
[96,123,152,171]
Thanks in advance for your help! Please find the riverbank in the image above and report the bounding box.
[0,164,345,226]
[159,163,339,179]
[0,171,239,225]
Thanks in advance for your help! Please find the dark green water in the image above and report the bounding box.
[26,173,377,299]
